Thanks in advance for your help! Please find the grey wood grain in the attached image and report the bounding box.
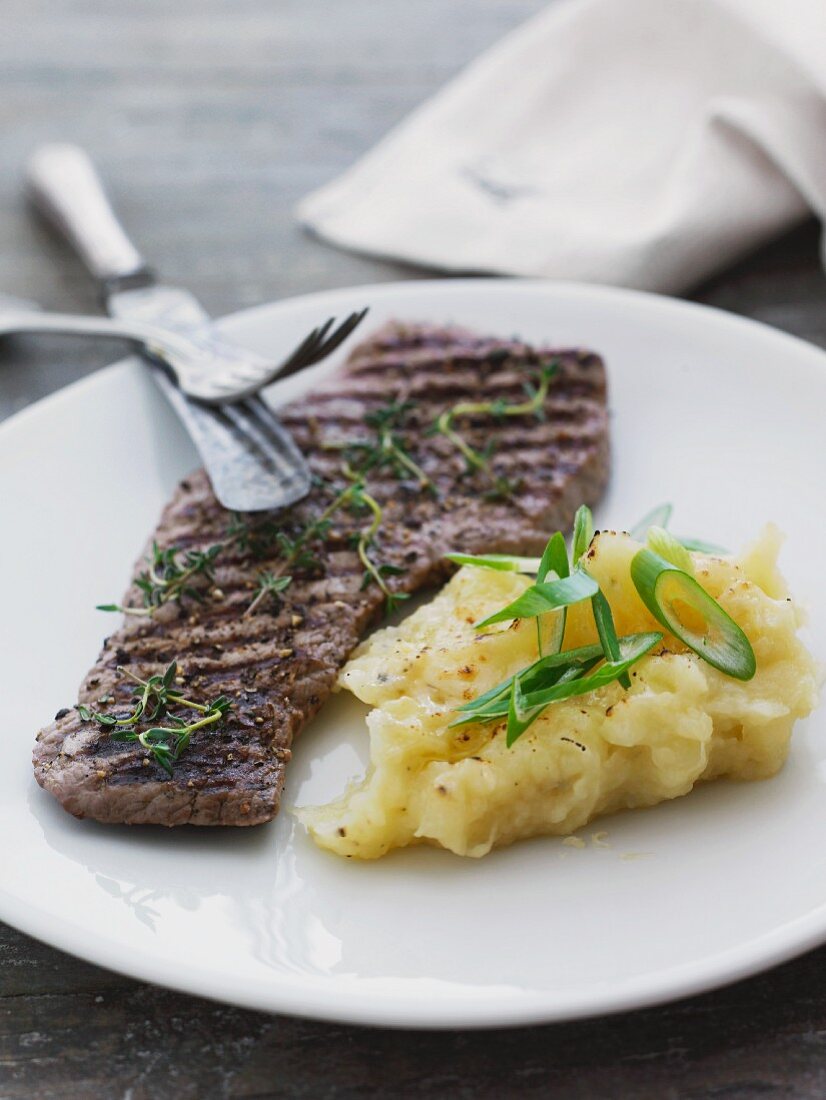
[2,1,826,1097]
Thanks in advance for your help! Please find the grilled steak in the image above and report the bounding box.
[33,321,610,826]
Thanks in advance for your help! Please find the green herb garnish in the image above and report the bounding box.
[454,633,662,746]
[77,661,232,775]
[434,360,557,498]
[474,568,598,630]
[572,504,595,563]
[534,530,569,657]
[646,525,694,574]
[630,503,729,556]
[630,548,755,680]
[97,541,223,616]
[444,551,542,573]
[630,503,673,541]
[451,503,755,746]
[245,572,293,617]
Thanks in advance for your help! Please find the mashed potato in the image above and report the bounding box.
[297,527,820,858]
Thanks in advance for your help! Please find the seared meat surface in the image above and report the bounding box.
[33,321,610,826]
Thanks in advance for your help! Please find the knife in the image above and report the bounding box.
[25,143,312,513]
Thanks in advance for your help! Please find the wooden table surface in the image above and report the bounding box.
[3,2,826,1096]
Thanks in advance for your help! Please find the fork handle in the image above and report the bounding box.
[26,144,152,289]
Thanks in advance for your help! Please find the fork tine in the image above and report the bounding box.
[196,308,370,405]
[274,308,369,383]
[306,309,369,366]
[273,320,332,378]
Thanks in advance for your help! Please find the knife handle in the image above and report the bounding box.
[25,144,153,290]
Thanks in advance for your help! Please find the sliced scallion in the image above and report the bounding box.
[572,504,595,562]
[647,526,694,574]
[506,675,544,746]
[630,503,672,540]
[452,640,606,723]
[504,631,663,746]
[630,549,756,680]
[590,587,630,689]
[535,531,569,656]
[537,531,568,583]
[676,536,729,555]
[520,632,662,708]
[474,567,598,630]
[445,551,541,573]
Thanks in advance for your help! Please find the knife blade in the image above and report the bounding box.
[25,143,311,513]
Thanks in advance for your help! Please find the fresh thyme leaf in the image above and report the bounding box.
[245,572,293,617]
[98,540,225,617]
[377,563,406,577]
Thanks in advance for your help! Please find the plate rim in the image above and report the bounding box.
[4,276,826,1029]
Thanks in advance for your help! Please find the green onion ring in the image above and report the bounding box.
[630,549,756,681]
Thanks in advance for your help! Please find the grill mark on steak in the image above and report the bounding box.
[33,321,610,827]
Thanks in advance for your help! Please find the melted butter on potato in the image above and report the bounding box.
[297,527,820,859]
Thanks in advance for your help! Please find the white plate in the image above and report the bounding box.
[1,279,824,1029]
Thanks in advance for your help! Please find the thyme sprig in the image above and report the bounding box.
[97,541,223,617]
[77,661,232,775]
[245,572,293,618]
[434,361,558,497]
[348,482,409,614]
[325,399,433,492]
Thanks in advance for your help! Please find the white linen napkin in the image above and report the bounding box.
[297,0,826,293]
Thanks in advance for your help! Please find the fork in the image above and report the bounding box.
[23,142,361,512]
[0,302,368,404]
[0,290,320,511]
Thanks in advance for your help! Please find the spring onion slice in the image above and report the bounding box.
[630,549,756,680]
[445,551,541,573]
[520,632,662,709]
[536,531,569,656]
[503,632,663,746]
[452,641,606,720]
[505,666,586,746]
[455,663,597,730]
[474,567,598,630]
[676,536,729,555]
[590,587,630,689]
[647,526,694,574]
[630,503,673,540]
[572,504,595,562]
[507,675,545,746]
[537,532,568,583]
